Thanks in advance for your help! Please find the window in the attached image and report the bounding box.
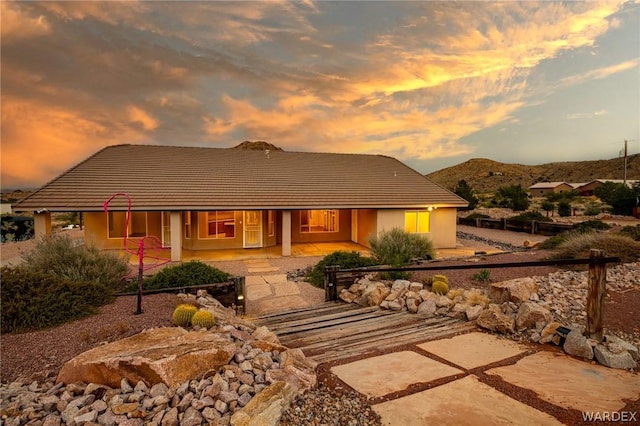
[300,210,338,233]
[108,211,148,238]
[183,212,191,239]
[405,210,430,233]
[268,210,275,237]
[198,211,235,239]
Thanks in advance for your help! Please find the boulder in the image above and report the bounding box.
[57,328,236,388]
[476,306,515,334]
[252,326,280,345]
[409,282,424,292]
[230,381,298,426]
[392,280,411,291]
[594,344,638,370]
[604,335,639,361]
[563,330,594,360]
[489,277,538,304]
[539,322,563,345]
[355,282,390,307]
[417,299,437,317]
[435,296,453,309]
[338,290,358,304]
[465,305,484,321]
[516,302,552,331]
[419,290,438,301]
[406,298,420,313]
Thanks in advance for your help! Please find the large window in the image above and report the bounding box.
[268,210,275,237]
[405,210,430,233]
[300,210,338,233]
[183,212,191,239]
[108,211,147,238]
[198,211,235,239]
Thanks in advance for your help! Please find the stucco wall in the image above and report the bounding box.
[375,208,458,249]
[356,209,377,247]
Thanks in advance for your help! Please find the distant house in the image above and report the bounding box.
[15,145,467,261]
[528,182,573,197]
[576,179,640,196]
[0,203,12,215]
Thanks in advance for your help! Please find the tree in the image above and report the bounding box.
[594,182,640,216]
[453,180,479,210]
[557,200,571,217]
[541,200,555,217]
[493,185,530,211]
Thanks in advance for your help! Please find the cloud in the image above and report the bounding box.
[127,106,159,131]
[566,109,609,120]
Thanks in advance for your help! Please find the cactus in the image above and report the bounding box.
[172,304,198,327]
[433,274,449,284]
[432,280,449,295]
[191,310,216,329]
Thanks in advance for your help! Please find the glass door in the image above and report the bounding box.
[243,211,262,248]
[161,212,171,247]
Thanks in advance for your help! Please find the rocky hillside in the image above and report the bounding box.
[427,154,640,193]
[232,141,284,151]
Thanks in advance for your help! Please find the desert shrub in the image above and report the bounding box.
[508,211,551,224]
[138,261,231,292]
[557,200,572,217]
[552,233,640,263]
[545,190,579,202]
[594,182,640,216]
[472,269,491,283]
[369,228,434,280]
[307,251,377,288]
[453,180,479,210]
[465,289,489,307]
[1,266,113,333]
[583,202,602,216]
[492,185,530,211]
[540,200,555,217]
[447,289,464,300]
[21,235,130,293]
[464,213,490,220]
[618,225,640,241]
[537,232,572,250]
[574,220,611,232]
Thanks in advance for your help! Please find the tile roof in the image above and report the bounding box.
[16,144,468,211]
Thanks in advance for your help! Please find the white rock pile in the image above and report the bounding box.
[1,291,317,426]
[338,262,640,371]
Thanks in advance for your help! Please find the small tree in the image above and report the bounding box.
[541,200,555,217]
[594,182,640,216]
[453,179,478,210]
[558,200,572,217]
[493,185,530,211]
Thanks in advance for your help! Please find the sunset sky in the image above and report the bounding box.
[2,1,639,190]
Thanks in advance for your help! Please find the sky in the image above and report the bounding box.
[2,1,639,190]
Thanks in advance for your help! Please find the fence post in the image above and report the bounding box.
[531,220,537,235]
[502,218,507,230]
[324,265,339,302]
[586,249,606,342]
[475,218,482,228]
[234,276,245,315]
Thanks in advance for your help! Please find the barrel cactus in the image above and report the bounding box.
[172,304,198,327]
[432,280,449,295]
[191,310,216,329]
[433,274,449,285]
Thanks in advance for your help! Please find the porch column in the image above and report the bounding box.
[34,211,52,239]
[282,210,291,256]
[170,211,182,262]
[351,209,358,243]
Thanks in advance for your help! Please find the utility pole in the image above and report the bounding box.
[623,139,628,185]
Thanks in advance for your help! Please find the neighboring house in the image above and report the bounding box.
[528,182,573,197]
[0,203,12,215]
[576,179,640,196]
[15,145,468,261]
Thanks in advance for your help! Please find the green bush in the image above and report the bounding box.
[552,233,640,263]
[583,202,602,216]
[618,225,640,241]
[453,180,478,210]
[136,261,231,292]
[1,266,113,333]
[472,269,491,283]
[464,213,490,220]
[21,235,130,293]
[557,200,571,217]
[492,185,530,211]
[307,251,378,288]
[369,229,434,280]
[509,211,551,224]
[574,220,611,232]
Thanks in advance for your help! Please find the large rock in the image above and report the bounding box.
[563,329,594,360]
[57,328,236,388]
[516,302,552,331]
[230,381,297,426]
[476,306,515,334]
[594,344,638,370]
[355,282,390,307]
[417,299,437,317]
[338,290,358,304]
[489,278,538,304]
[465,305,484,321]
[604,335,639,361]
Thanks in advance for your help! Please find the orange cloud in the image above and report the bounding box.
[127,106,159,131]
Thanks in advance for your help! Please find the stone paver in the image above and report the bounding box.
[417,332,527,370]
[331,351,462,398]
[254,295,310,314]
[374,375,563,426]
[261,274,288,284]
[486,351,640,413]
[273,281,300,297]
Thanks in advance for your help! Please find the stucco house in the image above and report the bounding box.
[528,182,574,197]
[575,179,639,196]
[15,144,467,261]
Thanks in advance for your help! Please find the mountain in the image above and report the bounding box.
[232,141,284,151]
[426,154,640,193]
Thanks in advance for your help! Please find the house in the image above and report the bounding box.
[575,179,640,196]
[15,145,468,261]
[528,182,574,197]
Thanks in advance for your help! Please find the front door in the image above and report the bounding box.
[244,211,262,248]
